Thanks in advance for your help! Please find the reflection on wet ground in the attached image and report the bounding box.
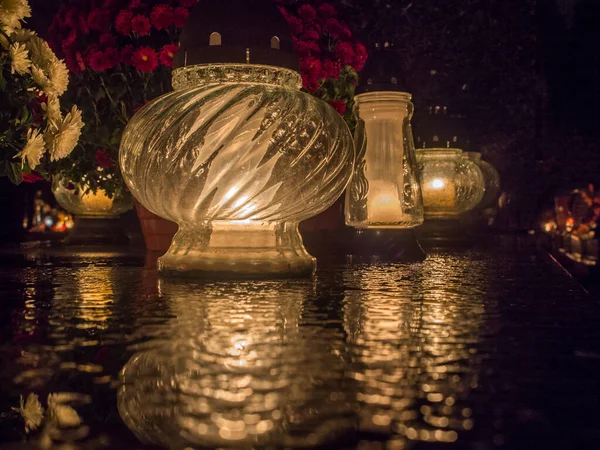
[0,244,599,449]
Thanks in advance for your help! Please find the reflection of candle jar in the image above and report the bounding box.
[346,91,424,229]
[416,148,484,219]
[463,152,500,209]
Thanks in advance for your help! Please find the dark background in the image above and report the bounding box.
[2,0,600,240]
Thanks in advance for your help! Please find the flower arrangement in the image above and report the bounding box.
[0,0,84,185]
[276,0,368,125]
[49,0,366,198]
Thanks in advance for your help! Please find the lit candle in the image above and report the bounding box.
[367,180,403,223]
[423,178,456,208]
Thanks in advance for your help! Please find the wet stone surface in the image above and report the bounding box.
[0,242,598,449]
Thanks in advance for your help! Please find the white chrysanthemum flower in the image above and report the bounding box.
[11,27,36,42]
[14,128,45,169]
[47,58,69,96]
[30,64,50,91]
[47,394,82,428]
[0,0,31,33]
[9,41,30,74]
[42,94,62,128]
[25,35,56,70]
[12,393,44,433]
[45,106,84,161]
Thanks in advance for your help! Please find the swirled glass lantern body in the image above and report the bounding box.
[416,148,485,219]
[119,64,354,277]
[52,176,133,218]
[464,152,501,209]
[345,92,424,229]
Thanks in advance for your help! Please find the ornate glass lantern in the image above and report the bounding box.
[345,45,423,229]
[464,152,501,210]
[414,105,484,220]
[119,0,354,278]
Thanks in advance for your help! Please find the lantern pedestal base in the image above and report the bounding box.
[157,221,316,278]
[66,216,129,246]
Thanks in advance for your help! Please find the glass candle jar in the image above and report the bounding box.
[464,152,500,209]
[119,64,354,278]
[345,92,424,229]
[52,176,132,218]
[416,148,485,219]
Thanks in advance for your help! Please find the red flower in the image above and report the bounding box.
[302,73,319,93]
[65,9,79,29]
[173,7,189,27]
[132,46,158,72]
[352,43,368,71]
[178,0,197,6]
[159,43,179,67]
[132,15,151,36]
[104,48,121,68]
[115,10,133,35]
[129,0,143,9]
[121,45,135,65]
[99,32,116,48]
[300,56,322,77]
[87,8,110,32]
[22,172,42,183]
[335,41,355,65]
[318,3,336,18]
[301,28,320,41]
[322,60,341,79]
[294,39,320,56]
[285,15,303,35]
[328,100,347,115]
[76,52,86,71]
[78,10,90,34]
[151,4,174,30]
[297,4,316,22]
[89,50,109,71]
[326,18,351,39]
[63,29,77,50]
[95,149,112,169]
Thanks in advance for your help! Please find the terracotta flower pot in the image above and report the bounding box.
[134,200,178,252]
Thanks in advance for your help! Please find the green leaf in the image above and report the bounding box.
[6,161,23,185]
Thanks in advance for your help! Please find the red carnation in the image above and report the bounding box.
[151,4,174,30]
[159,43,179,67]
[322,60,341,79]
[132,46,158,72]
[129,0,143,9]
[115,10,133,35]
[22,172,43,183]
[352,43,368,71]
[78,11,90,34]
[87,8,110,32]
[178,0,197,6]
[173,7,189,27]
[328,100,347,115]
[326,18,351,39]
[302,73,319,93]
[63,29,77,50]
[294,39,320,56]
[99,32,116,48]
[132,15,151,36]
[120,45,135,65]
[297,4,316,22]
[65,9,79,29]
[335,41,355,65]
[318,3,336,18]
[285,15,303,35]
[95,149,113,169]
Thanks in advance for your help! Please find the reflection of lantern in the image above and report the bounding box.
[119,280,349,448]
[119,0,354,278]
[417,148,484,219]
[345,44,423,229]
[464,152,500,209]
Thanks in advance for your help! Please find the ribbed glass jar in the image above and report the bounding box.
[52,176,132,218]
[345,92,424,229]
[464,152,500,209]
[119,64,354,277]
[416,148,485,219]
